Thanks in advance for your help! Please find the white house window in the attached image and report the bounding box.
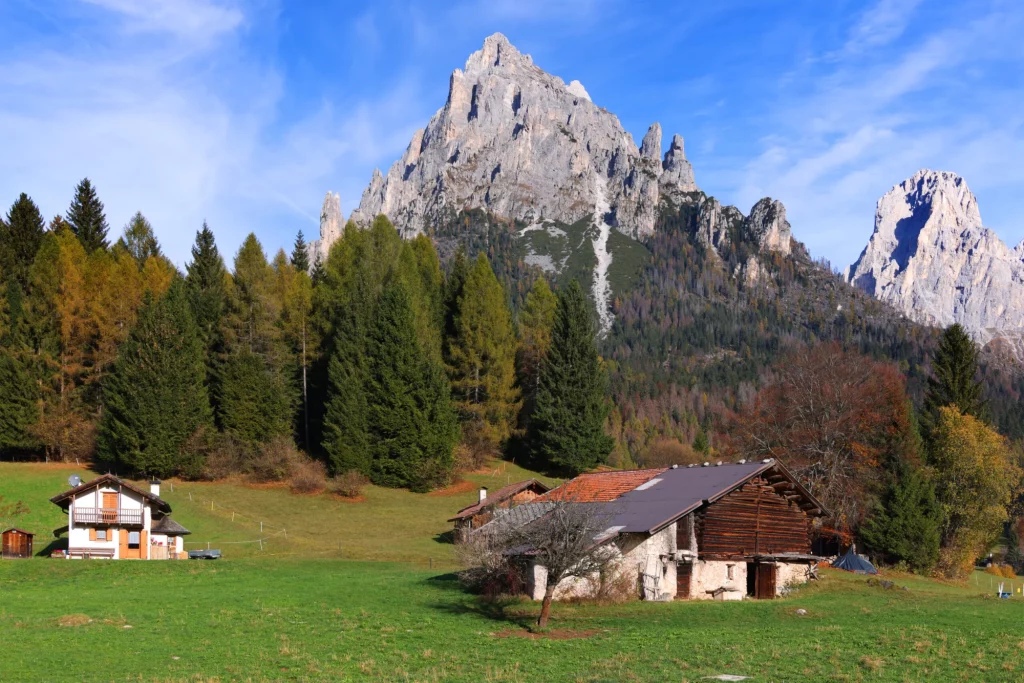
[727,564,735,580]
[96,529,107,541]
[128,531,140,548]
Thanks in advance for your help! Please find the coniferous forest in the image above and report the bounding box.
[3,181,1024,578]
[0,182,610,489]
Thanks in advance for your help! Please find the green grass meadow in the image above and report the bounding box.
[3,462,1024,681]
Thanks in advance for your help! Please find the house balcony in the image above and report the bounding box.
[72,507,144,526]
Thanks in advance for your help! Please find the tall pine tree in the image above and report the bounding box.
[517,276,557,426]
[366,282,458,491]
[66,178,109,252]
[448,253,520,450]
[1,193,46,288]
[921,323,987,445]
[185,222,228,352]
[859,455,941,572]
[116,212,162,267]
[97,281,212,477]
[291,230,310,273]
[218,234,293,444]
[442,246,469,361]
[528,279,613,474]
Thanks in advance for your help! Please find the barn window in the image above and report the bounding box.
[96,529,107,541]
[727,564,735,580]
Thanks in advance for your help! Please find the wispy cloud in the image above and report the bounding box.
[0,0,428,266]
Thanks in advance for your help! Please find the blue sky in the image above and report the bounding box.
[1,0,1022,270]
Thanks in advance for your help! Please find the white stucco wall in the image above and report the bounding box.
[691,560,747,600]
[775,562,813,595]
[528,525,679,602]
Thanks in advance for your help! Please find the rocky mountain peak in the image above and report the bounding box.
[847,170,1024,341]
[306,191,344,267]
[350,34,703,241]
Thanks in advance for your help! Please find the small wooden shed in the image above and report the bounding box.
[1,528,34,559]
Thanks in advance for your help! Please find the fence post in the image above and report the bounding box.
[232,512,235,522]
[260,521,263,533]
[211,500,214,511]
[259,538,263,551]
[283,528,287,539]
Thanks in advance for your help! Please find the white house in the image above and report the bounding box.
[50,474,190,560]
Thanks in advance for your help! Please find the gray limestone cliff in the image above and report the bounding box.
[846,170,1024,342]
[351,33,700,240]
[307,191,344,266]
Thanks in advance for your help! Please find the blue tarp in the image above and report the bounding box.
[831,547,878,574]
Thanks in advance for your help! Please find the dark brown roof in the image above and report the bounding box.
[605,460,828,533]
[448,479,551,521]
[1,527,33,536]
[151,516,191,536]
[49,474,171,513]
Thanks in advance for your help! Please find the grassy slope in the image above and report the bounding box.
[5,462,1024,681]
[2,560,1024,682]
[0,461,559,564]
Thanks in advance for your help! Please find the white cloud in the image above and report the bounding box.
[0,0,428,267]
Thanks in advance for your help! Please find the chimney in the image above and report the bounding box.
[479,487,488,504]
[150,479,161,497]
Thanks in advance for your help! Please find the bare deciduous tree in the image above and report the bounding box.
[458,495,619,628]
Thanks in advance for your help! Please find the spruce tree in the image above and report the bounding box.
[528,279,613,474]
[859,456,941,572]
[218,234,293,443]
[185,222,227,349]
[921,323,987,444]
[0,352,37,455]
[97,281,212,477]
[442,247,469,360]
[216,351,292,447]
[366,282,458,491]
[116,211,162,267]
[291,230,310,273]
[448,254,520,448]
[517,276,557,425]
[1,193,45,287]
[310,249,324,287]
[66,178,109,252]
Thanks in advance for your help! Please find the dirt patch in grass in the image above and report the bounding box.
[493,628,601,640]
[56,614,92,627]
[329,494,367,504]
[427,480,475,497]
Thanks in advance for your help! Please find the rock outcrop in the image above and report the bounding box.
[846,170,1024,341]
[351,33,699,240]
[307,191,344,267]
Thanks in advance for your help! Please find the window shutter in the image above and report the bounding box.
[89,528,96,541]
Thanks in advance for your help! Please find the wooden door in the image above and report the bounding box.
[102,492,118,523]
[119,528,128,558]
[755,563,777,599]
[676,562,692,599]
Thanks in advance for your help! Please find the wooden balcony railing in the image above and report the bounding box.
[72,507,143,526]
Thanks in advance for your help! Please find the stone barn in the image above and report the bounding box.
[449,479,550,542]
[481,459,827,601]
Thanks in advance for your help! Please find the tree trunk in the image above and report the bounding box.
[538,584,555,628]
[301,323,309,450]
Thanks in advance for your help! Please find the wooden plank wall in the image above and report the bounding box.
[696,477,811,558]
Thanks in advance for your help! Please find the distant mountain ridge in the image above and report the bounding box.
[846,170,1024,344]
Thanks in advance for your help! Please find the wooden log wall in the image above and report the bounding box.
[696,477,811,558]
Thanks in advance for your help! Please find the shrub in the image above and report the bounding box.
[249,436,301,483]
[330,470,369,498]
[290,458,327,494]
[984,564,1005,578]
[1002,564,1018,579]
[642,438,701,469]
[201,433,252,480]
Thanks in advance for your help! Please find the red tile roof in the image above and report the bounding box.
[448,479,551,521]
[540,468,668,503]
